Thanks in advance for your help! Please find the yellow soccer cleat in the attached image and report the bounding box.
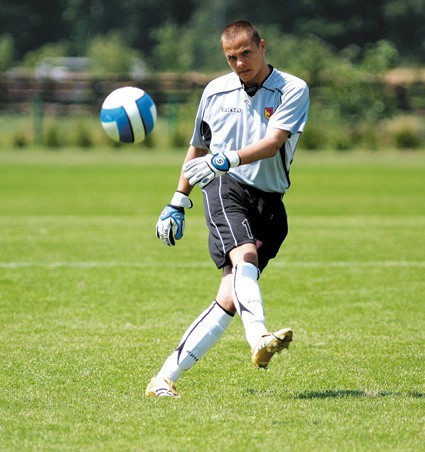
[251,328,293,369]
[145,377,180,398]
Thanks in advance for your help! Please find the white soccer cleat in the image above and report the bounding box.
[145,377,180,398]
[251,328,293,369]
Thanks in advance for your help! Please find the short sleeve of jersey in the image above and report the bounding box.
[268,77,309,135]
[190,89,210,150]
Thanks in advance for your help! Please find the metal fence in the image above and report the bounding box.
[0,72,211,115]
[0,71,424,115]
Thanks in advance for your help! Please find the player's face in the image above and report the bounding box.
[222,33,268,86]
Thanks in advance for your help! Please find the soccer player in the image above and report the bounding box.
[147,20,309,397]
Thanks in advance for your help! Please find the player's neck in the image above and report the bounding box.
[243,64,272,87]
[242,65,273,96]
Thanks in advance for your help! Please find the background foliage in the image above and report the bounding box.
[0,0,424,151]
[1,0,425,69]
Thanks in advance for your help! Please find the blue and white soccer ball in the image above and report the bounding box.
[100,86,157,143]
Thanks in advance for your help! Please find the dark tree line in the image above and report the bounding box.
[1,0,424,65]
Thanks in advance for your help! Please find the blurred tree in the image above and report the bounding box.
[0,34,15,71]
[21,42,69,68]
[150,1,227,72]
[225,0,385,50]
[0,0,424,66]
[383,0,425,63]
[62,0,93,54]
[181,1,228,71]
[150,22,188,72]
[82,0,197,57]
[0,0,66,57]
[361,40,400,73]
[87,32,142,75]
[265,29,339,85]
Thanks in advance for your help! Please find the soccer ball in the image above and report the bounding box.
[100,86,157,143]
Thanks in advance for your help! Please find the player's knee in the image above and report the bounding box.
[229,243,259,267]
[242,251,258,266]
[216,297,236,315]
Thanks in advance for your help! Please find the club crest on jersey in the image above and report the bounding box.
[264,107,274,120]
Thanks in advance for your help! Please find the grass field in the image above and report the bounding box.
[0,148,424,450]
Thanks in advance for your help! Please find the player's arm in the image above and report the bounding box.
[236,128,290,164]
[156,145,208,246]
[184,128,290,188]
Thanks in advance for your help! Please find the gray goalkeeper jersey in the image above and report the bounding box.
[190,67,309,193]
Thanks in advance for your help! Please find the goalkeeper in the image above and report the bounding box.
[147,20,309,397]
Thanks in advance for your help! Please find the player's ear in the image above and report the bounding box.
[259,39,266,53]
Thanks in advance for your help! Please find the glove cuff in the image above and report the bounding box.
[223,151,241,168]
[170,191,193,209]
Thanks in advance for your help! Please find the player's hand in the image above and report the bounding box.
[183,152,240,188]
[156,192,193,246]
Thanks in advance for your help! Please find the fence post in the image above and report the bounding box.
[167,92,178,133]
[32,93,44,145]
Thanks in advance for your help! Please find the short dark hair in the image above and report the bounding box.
[221,20,261,46]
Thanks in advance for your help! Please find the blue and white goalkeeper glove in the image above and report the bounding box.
[184,152,240,188]
[156,191,193,246]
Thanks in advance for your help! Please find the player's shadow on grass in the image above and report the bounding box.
[294,389,424,399]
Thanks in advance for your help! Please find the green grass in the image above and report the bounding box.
[0,148,424,450]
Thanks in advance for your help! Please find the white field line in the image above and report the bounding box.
[0,261,424,269]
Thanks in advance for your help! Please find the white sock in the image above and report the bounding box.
[157,301,233,382]
[232,262,268,349]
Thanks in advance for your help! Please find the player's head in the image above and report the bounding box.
[221,20,261,46]
[221,20,268,86]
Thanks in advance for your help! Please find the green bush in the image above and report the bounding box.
[140,132,155,148]
[12,130,30,148]
[332,131,354,151]
[169,129,188,148]
[359,125,379,151]
[299,122,326,150]
[74,122,93,148]
[384,115,424,150]
[394,128,422,149]
[44,123,61,148]
[0,108,422,153]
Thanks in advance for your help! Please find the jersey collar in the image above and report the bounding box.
[240,65,275,97]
